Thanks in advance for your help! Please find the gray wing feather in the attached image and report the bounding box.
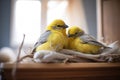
[80,34,105,47]
[34,30,51,48]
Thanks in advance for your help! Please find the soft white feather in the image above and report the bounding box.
[33,50,73,63]
[101,41,119,55]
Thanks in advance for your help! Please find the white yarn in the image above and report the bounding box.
[0,47,16,63]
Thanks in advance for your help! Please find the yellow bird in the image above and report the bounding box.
[67,26,107,54]
[33,19,68,53]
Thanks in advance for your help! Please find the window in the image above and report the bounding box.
[47,0,69,24]
[10,0,88,48]
[11,0,41,47]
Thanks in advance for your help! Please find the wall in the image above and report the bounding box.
[83,0,97,38]
[0,0,11,48]
[102,0,120,44]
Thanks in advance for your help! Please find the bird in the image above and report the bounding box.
[67,26,108,54]
[32,19,69,53]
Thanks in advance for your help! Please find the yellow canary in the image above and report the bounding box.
[67,26,107,54]
[33,19,68,52]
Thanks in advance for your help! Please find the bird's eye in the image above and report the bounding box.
[75,32,78,34]
[57,25,61,27]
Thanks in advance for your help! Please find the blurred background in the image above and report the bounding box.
[0,0,120,50]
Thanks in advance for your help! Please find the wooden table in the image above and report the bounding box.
[2,63,120,80]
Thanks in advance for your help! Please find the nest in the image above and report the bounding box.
[17,35,120,63]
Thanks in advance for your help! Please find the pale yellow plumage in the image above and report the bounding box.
[34,19,68,52]
[36,31,66,51]
[68,26,106,54]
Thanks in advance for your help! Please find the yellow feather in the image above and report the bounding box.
[68,26,102,54]
[36,31,67,51]
[35,19,68,52]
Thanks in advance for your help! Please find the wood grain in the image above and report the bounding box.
[3,63,120,80]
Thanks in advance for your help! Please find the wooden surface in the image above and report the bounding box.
[3,63,120,80]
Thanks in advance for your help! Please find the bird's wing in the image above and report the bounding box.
[80,34,105,47]
[34,30,51,49]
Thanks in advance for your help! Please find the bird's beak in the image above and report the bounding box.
[63,24,68,28]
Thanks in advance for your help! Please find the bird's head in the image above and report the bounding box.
[46,19,68,33]
[68,26,84,38]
